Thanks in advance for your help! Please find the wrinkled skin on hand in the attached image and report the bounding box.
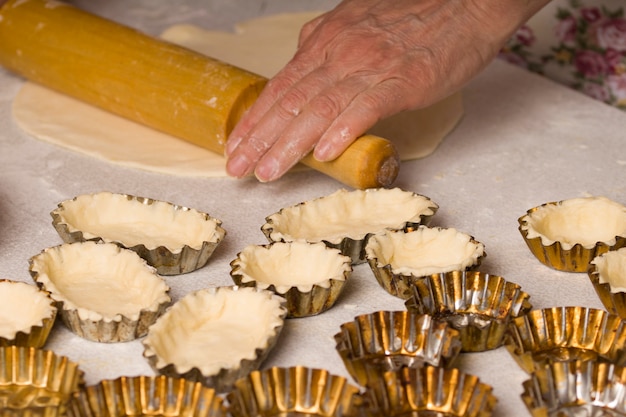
[225,0,550,182]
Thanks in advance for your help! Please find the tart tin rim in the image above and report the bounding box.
[50,191,227,275]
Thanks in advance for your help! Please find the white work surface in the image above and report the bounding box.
[1,1,625,416]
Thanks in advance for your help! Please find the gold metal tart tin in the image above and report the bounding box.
[360,366,497,417]
[0,346,84,416]
[518,198,626,273]
[588,248,626,319]
[521,359,626,416]
[261,188,439,265]
[0,279,57,349]
[227,366,363,417]
[230,242,352,318]
[504,306,626,374]
[334,310,462,387]
[405,270,532,352]
[51,192,227,275]
[29,242,172,343]
[68,375,227,417]
[142,286,288,393]
[365,227,485,299]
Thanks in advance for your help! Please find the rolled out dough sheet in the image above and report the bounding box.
[12,12,464,178]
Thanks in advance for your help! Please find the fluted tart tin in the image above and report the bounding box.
[334,310,462,387]
[0,279,57,348]
[405,270,532,352]
[365,226,485,299]
[29,241,171,343]
[521,359,626,417]
[230,241,352,318]
[588,247,626,318]
[67,375,227,417]
[142,286,287,393]
[50,191,227,275]
[504,306,626,374]
[227,366,362,417]
[360,366,497,417]
[261,188,438,264]
[518,196,626,272]
[0,346,84,417]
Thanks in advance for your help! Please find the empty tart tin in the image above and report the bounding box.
[360,366,497,417]
[521,359,626,417]
[230,241,352,318]
[227,366,363,417]
[0,279,57,348]
[29,241,171,343]
[50,191,227,275]
[261,188,438,264]
[588,247,626,318]
[334,310,462,387]
[518,196,626,272]
[504,306,626,374]
[142,286,287,393]
[0,346,84,416]
[67,375,227,417]
[365,226,485,299]
[405,270,532,352]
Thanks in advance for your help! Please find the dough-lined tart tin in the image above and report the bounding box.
[142,286,287,393]
[227,366,363,417]
[261,188,438,264]
[230,241,352,318]
[360,366,497,417]
[50,191,227,275]
[405,270,532,352]
[518,196,626,272]
[0,346,84,416]
[334,310,462,387]
[365,226,485,299]
[0,279,57,348]
[67,375,227,417]
[504,306,626,374]
[588,247,626,318]
[521,359,626,417]
[29,241,171,343]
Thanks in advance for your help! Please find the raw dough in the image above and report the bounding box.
[12,11,463,178]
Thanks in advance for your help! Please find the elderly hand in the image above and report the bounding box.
[225,0,550,182]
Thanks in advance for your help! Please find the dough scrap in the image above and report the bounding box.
[12,11,463,178]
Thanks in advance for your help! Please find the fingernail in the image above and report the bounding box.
[225,135,242,157]
[226,154,251,178]
[255,156,280,182]
[313,141,332,161]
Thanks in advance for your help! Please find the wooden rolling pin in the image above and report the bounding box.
[0,0,400,189]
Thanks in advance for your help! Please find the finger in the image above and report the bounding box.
[226,63,338,178]
[313,77,413,162]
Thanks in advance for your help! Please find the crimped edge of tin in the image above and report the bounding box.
[260,188,438,264]
[334,310,462,387]
[68,375,227,417]
[504,306,626,374]
[0,346,84,415]
[50,192,227,275]
[365,227,486,299]
[521,359,626,416]
[229,242,352,318]
[29,241,172,343]
[142,286,287,393]
[0,279,57,349]
[588,248,626,318]
[360,366,497,417]
[405,270,532,352]
[227,366,363,417]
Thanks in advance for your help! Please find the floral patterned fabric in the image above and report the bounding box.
[500,0,626,109]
